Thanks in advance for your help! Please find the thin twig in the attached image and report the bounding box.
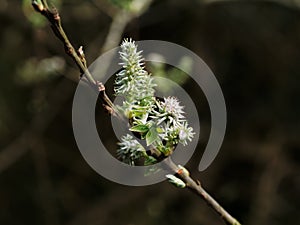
[164,158,242,225]
[0,0,152,173]
[31,1,242,225]
[32,0,116,115]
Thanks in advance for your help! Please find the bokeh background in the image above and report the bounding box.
[0,0,299,224]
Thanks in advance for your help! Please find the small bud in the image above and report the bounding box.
[177,165,190,176]
[51,7,60,21]
[78,46,84,58]
[166,174,186,188]
[32,1,44,12]
[97,81,105,92]
[77,46,86,66]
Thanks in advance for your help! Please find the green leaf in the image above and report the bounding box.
[156,127,164,133]
[146,127,159,146]
[159,146,173,156]
[130,124,149,133]
[131,110,144,118]
[144,156,157,166]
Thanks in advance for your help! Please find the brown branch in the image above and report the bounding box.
[32,0,116,115]
[164,158,242,225]
[0,0,153,173]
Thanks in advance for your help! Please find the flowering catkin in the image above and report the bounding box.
[115,39,195,165]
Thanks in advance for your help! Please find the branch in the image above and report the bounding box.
[164,158,242,225]
[0,0,154,174]
[31,1,242,225]
[32,0,116,115]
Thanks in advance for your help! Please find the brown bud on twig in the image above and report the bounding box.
[32,1,44,13]
[53,11,60,21]
[97,81,105,92]
[49,6,61,24]
[77,46,84,58]
[177,165,190,176]
[103,104,114,115]
[77,46,87,67]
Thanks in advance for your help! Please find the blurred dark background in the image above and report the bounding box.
[0,0,299,224]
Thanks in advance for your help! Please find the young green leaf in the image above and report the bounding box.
[144,156,157,165]
[146,127,159,146]
[129,124,149,133]
[166,174,186,188]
